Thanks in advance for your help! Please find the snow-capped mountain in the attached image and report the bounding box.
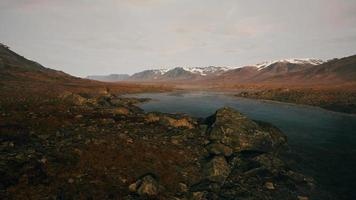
[253,58,325,71]
[88,58,329,82]
[129,66,229,81]
[182,66,230,76]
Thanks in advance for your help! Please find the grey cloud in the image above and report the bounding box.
[0,0,355,77]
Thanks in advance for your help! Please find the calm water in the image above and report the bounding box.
[125,91,356,200]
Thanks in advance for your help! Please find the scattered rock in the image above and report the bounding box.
[265,181,275,190]
[205,156,230,183]
[112,107,130,115]
[129,174,159,197]
[164,116,194,129]
[205,143,233,157]
[145,113,160,123]
[75,114,83,119]
[60,92,88,106]
[297,196,309,200]
[178,183,188,193]
[129,182,139,192]
[191,191,208,200]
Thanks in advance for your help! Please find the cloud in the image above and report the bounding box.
[1,0,356,77]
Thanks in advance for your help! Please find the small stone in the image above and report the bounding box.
[40,158,47,164]
[113,107,130,115]
[265,182,275,190]
[129,182,139,192]
[127,138,134,144]
[192,191,207,200]
[136,175,159,197]
[164,116,194,129]
[297,196,309,200]
[171,138,180,145]
[145,113,160,123]
[178,183,188,193]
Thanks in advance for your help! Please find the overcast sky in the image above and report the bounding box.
[1,0,356,77]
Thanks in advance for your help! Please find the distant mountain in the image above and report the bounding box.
[264,55,356,84]
[204,56,356,86]
[87,74,130,82]
[129,69,169,81]
[124,59,326,83]
[213,58,325,84]
[85,56,355,86]
[129,66,229,81]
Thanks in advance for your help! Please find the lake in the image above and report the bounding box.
[125,91,356,200]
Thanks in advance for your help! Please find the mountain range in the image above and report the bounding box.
[2,42,355,88]
[86,56,356,86]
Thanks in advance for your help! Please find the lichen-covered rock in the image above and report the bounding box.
[163,116,194,129]
[205,143,233,157]
[60,91,88,106]
[129,174,159,197]
[207,107,287,153]
[205,156,230,183]
[252,153,286,174]
[112,107,130,115]
[145,113,160,123]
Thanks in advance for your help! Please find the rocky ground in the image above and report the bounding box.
[0,90,325,200]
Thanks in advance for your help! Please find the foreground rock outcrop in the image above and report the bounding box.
[0,93,320,199]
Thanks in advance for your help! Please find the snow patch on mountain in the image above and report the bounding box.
[254,58,325,71]
[182,66,229,76]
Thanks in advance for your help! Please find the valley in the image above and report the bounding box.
[1,44,355,200]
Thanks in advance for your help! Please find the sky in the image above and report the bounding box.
[0,0,356,77]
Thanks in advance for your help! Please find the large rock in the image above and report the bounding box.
[129,174,159,197]
[163,116,194,129]
[252,153,286,174]
[207,107,286,153]
[60,92,88,106]
[205,143,233,157]
[205,156,230,183]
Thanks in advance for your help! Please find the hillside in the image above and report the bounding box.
[0,44,170,100]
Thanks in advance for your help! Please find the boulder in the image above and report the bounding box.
[207,107,286,153]
[205,156,230,183]
[60,92,88,106]
[252,153,286,174]
[205,143,233,157]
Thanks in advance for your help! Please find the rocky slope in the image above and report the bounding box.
[0,43,333,199]
[0,91,323,199]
